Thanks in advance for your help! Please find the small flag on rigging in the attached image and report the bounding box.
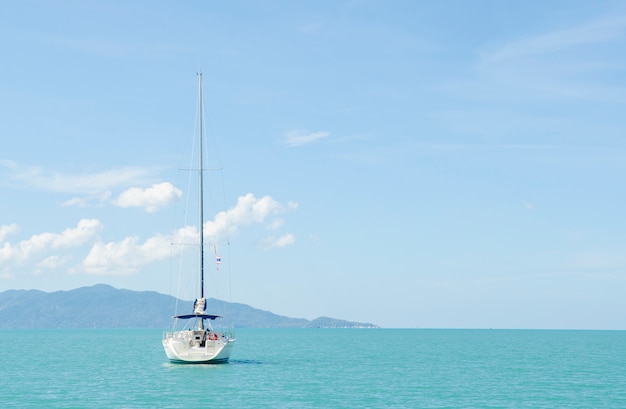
[216,256,221,265]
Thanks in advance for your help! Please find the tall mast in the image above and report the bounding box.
[198,72,205,301]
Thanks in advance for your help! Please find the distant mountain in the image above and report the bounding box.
[0,284,378,329]
[308,316,379,328]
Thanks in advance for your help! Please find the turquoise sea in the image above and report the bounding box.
[1,329,625,408]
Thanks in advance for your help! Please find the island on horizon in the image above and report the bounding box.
[0,283,380,329]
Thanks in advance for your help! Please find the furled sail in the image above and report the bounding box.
[193,298,206,315]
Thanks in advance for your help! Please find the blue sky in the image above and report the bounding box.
[2,1,626,329]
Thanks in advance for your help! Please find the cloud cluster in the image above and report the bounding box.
[0,194,296,278]
[205,193,291,239]
[80,193,296,276]
[2,160,181,212]
[215,195,297,249]
[0,219,102,273]
[1,161,297,278]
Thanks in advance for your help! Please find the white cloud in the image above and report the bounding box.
[284,130,330,147]
[37,255,70,270]
[260,233,296,250]
[66,194,293,275]
[205,193,294,240]
[267,219,285,230]
[1,161,183,212]
[77,193,297,275]
[0,160,155,194]
[73,193,297,275]
[63,191,112,208]
[0,192,298,277]
[54,219,103,248]
[480,16,626,66]
[0,159,17,170]
[0,224,19,242]
[81,234,172,276]
[435,14,626,107]
[114,182,182,212]
[0,219,102,268]
[79,224,203,276]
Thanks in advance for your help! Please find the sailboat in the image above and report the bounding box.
[162,72,235,364]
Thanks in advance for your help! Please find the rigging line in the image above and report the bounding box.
[202,242,229,320]
[198,73,232,312]
[174,240,185,318]
[168,240,178,323]
[201,79,224,170]
[175,124,198,307]
[199,80,227,233]
[202,90,233,309]
[169,96,195,322]
[227,240,233,314]
[171,76,204,311]
[171,140,194,321]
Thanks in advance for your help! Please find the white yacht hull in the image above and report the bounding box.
[163,330,235,364]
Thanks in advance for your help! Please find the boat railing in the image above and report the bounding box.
[164,329,235,342]
[221,330,236,341]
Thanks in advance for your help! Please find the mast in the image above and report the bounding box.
[197,72,206,331]
[198,72,205,301]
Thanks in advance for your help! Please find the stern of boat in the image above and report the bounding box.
[163,329,235,364]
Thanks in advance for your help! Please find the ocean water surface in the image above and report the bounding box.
[1,329,625,408]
